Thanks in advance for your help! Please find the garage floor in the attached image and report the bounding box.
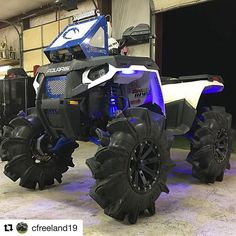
[1,142,236,236]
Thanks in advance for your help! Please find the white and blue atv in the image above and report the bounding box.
[1,10,234,224]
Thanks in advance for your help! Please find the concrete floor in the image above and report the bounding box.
[1,142,236,236]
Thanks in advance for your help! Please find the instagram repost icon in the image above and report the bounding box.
[16,222,28,234]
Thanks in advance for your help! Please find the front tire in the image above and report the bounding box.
[0,125,14,160]
[1,111,78,190]
[86,108,174,224]
[187,106,234,183]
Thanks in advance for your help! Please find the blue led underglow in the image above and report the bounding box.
[109,95,119,118]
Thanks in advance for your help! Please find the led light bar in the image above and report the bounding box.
[73,9,100,22]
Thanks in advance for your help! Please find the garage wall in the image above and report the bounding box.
[23,18,70,72]
[112,0,150,57]
[0,25,21,59]
[151,0,211,12]
[30,12,56,28]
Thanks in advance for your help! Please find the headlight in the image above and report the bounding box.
[88,64,109,81]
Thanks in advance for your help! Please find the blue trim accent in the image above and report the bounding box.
[202,85,224,95]
[89,137,100,146]
[50,137,73,152]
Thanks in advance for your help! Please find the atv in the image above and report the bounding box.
[1,10,234,224]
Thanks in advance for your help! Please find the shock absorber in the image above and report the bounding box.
[108,85,119,118]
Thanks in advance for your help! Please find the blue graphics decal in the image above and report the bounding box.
[63,27,80,40]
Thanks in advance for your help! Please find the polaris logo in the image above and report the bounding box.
[47,66,70,73]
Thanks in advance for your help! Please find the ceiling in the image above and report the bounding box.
[151,0,211,13]
[0,0,55,20]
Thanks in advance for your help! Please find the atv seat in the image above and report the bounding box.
[161,74,223,85]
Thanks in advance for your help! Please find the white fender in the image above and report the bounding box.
[162,80,224,109]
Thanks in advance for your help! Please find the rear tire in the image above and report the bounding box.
[1,111,78,190]
[86,107,174,224]
[187,106,234,183]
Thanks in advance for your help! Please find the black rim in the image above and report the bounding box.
[214,129,229,164]
[128,140,161,193]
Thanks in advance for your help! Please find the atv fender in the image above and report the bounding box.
[162,80,224,135]
[162,80,223,109]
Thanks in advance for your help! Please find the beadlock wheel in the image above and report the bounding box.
[187,106,234,183]
[213,129,228,164]
[128,140,161,193]
[86,107,174,224]
[0,110,78,190]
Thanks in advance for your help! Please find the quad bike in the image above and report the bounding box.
[0,68,35,160]
[1,10,234,224]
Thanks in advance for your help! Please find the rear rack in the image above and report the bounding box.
[178,74,223,83]
[161,74,223,85]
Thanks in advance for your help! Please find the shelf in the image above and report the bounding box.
[0,58,19,66]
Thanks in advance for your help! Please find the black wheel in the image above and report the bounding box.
[86,107,174,224]
[187,106,234,183]
[0,114,18,160]
[0,108,36,161]
[0,111,78,190]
